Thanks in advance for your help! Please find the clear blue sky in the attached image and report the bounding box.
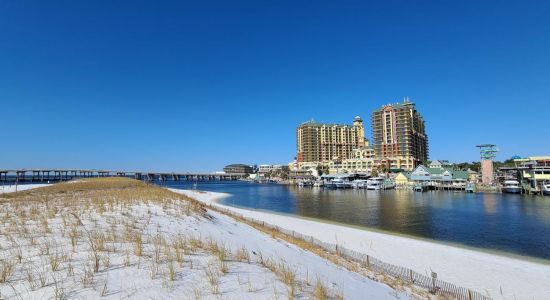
[1,1,549,172]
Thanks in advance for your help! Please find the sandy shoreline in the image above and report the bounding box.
[0,183,51,194]
[1,179,407,300]
[171,188,550,300]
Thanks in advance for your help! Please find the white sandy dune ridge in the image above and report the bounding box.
[0,182,406,300]
[170,188,550,300]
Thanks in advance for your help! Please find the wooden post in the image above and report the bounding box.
[431,272,437,293]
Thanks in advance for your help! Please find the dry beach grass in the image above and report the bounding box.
[0,178,405,299]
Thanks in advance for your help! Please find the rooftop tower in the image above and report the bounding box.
[476,144,499,185]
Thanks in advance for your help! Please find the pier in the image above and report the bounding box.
[0,169,246,183]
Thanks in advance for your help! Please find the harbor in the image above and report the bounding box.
[284,155,550,197]
[165,180,550,261]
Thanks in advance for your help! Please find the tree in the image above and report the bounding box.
[273,166,290,180]
[377,163,388,176]
[316,165,324,176]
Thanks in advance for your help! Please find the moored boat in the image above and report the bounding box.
[383,179,395,190]
[297,181,313,187]
[502,180,521,194]
[465,182,475,193]
[331,178,352,189]
[351,179,369,189]
[414,184,427,192]
[367,177,384,190]
[543,181,550,196]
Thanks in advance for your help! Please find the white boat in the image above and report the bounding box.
[543,181,550,196]
[351,179,369,189]
[367,178,384,190]
[502,180,521,194]
[297,181,313,187]
[313,180,324,188]
[383,179,396,190]
[330,178,352,189]
[414,184,427,192]
[466,182,475,193]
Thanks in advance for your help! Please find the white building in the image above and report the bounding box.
[429,160,443,169]
[328,147,377,174]
[258,164,283,174]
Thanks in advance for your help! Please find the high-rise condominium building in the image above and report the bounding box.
[296,116,366,163]
[371,100,428,171]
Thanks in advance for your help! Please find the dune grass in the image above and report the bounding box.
[0,178,352,299]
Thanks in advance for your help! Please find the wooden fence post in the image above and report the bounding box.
[431,272,437,294]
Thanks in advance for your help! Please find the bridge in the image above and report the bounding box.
[0,169,247,183]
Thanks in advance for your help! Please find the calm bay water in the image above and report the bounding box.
[165,181,550,260]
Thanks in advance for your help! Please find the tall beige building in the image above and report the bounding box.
[296,116,366,163]
[371,100,428,171]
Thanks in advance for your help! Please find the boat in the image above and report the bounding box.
[414,184,426,192]
[330,178,352,189]
[465,182,475,193]
[351,179,369,189]
[502,180,521,194]
[382,179,395,190]
[367,178,384,190]
[543,181,550,196]
[313,180,324,188]
[297,181,313,187]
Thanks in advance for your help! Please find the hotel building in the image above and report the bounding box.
[328,146,377,174]
[296,116,367,164]
[371,100,428,171]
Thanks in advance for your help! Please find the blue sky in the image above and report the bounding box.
[1,1,549,172]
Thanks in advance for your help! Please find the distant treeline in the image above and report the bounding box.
[450,159,515,172]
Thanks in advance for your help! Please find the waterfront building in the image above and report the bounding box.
[288,169,317,182]
[408,165,469,187]
[296,116,367,164]
[513,156,550,181]
[377,156,418,172]
[467,169,478,182]
[429,160,443,169]
[395,172,412,186]
[258,164,283,174]
[223,164,254,174]
[328,146,377,174]
[288,160,298,171]
[371,99,428,171]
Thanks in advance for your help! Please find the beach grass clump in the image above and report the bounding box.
[0,258,15,283]
[0,177,369,299]
[314,278,328,300]
[205,261,220,294]
[236,245,250,263]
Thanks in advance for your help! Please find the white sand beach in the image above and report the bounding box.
[0,184,51,194]
[0,180,407,299]
[172,188,550,300]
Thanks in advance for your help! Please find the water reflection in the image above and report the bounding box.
[482,193,498,215]
[165,181,550,260]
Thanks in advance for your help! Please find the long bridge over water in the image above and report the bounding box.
[0,169,247,183]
